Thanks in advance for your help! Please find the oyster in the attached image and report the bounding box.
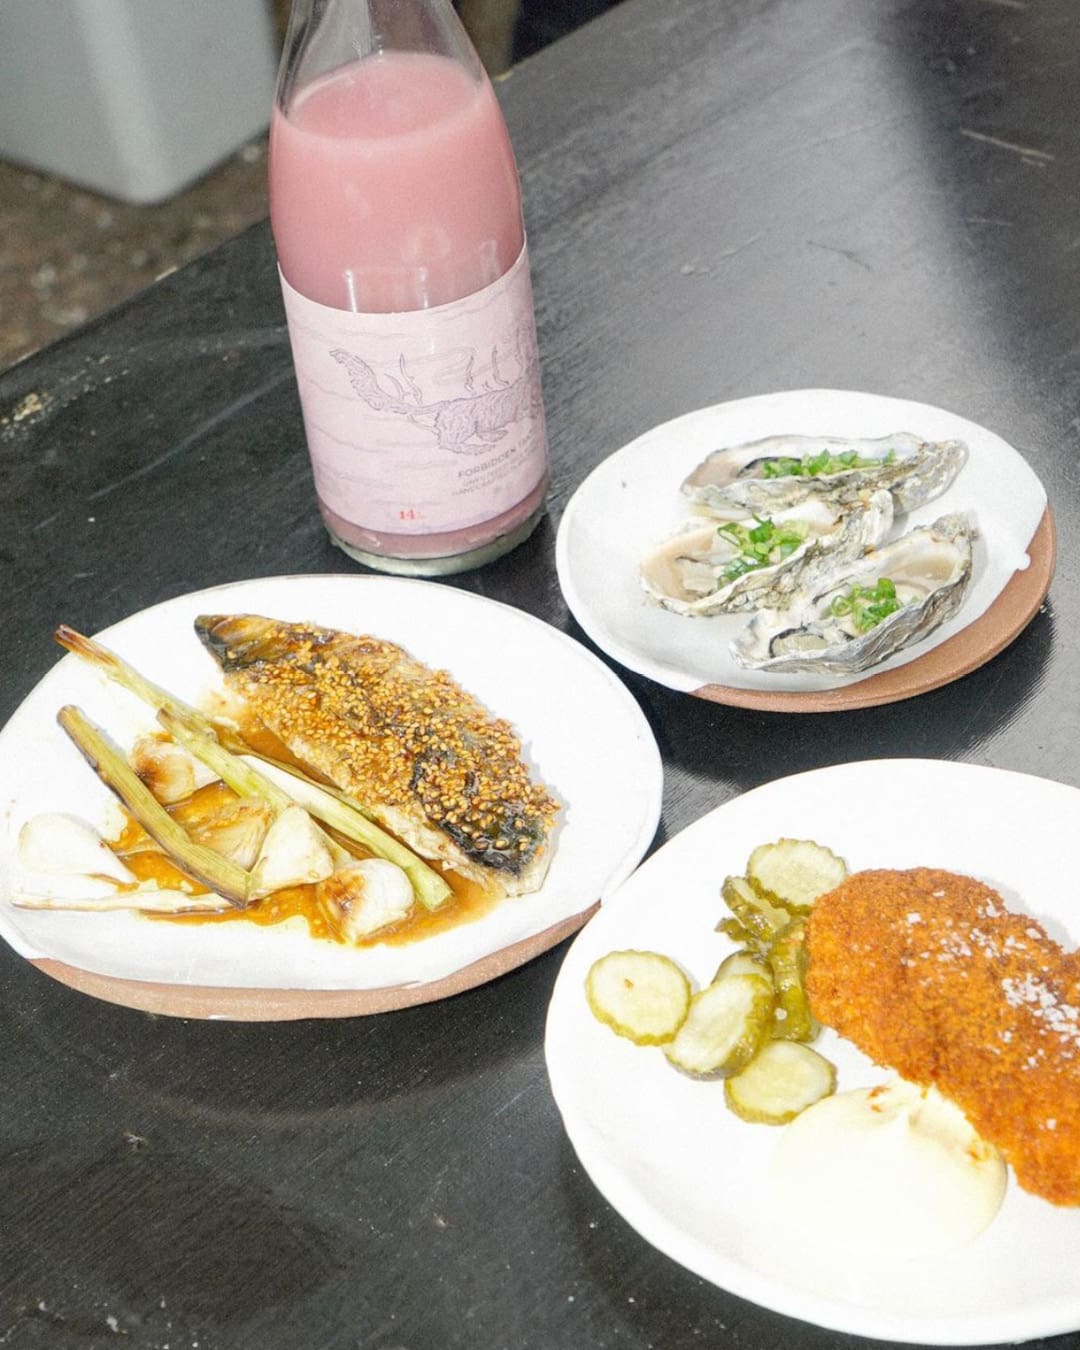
[731,513,974,674]
[682,432,967,518]
[640,491,893,616]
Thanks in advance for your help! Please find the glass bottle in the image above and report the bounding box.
[269,0,550,576]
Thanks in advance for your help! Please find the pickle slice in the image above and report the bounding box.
[585,950,691,1045]
[724,1040,836,1124]
[746,838,848,913]
[664,973,774,1079]
[715,915,753,945]
[767,919,818,1042]
[714,948,772,983]
[721,874,790,948]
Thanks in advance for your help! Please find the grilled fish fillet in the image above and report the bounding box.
[195,614,559,895]
[805,868,1080,1205]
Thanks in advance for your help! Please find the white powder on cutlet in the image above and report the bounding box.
[1002,974,1080,1055]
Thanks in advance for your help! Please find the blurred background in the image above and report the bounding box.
[0,0,618,372]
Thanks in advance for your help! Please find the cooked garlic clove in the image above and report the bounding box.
[130,734,219,804]
[316,858,414,942]
[187,799,272,870]
[248,804,335,897]
[17,813,135,883]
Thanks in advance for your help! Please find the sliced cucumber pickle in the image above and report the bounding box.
[721,874,790,948]
[746,838,848,913]
[714,948,771,983]
[664,973,774,1079]
[715,915,753,945]
[724,1040,836,1124]
[767,919,818,1042]
[585,950,691,1045]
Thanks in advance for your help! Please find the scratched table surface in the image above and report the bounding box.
[2,0,1079,1346]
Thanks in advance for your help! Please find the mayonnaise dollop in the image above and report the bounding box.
[770,1078,1007,1258]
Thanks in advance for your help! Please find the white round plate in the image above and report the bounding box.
[555,389,1050,710]
[545,759,1080,1345]
[0,575,662,1019]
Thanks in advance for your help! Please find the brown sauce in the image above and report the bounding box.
[114,776,506,948]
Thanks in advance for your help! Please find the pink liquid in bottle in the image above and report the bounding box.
[269,51,549,573]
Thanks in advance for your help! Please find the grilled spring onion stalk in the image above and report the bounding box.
[160,711,451,912]
[54,625,219,738]
[54,624,452,912]
[57,705,253,908]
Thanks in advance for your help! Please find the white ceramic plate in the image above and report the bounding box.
[546,760,1080,1345]
[555,390,1048,706]
[0,575,662,1016]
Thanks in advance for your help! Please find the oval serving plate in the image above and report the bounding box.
[556,389,1053,711]
[0,575,663,1020]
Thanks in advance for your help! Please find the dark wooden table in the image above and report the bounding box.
[2,0,1078,1345]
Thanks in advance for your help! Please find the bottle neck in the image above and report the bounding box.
[269,0,521,312]
[276,0,482,115]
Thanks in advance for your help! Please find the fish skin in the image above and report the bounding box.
[194,614,558,891]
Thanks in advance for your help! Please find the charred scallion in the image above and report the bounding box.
[160,712,452,913]
[55,624,453,913]
[54,626,217,735]
[57,705,253,908]
[210,745,450,912]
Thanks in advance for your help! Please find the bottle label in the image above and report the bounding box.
[278,245,548,536]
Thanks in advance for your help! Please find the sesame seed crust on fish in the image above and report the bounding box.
[805,868,1080,1206]
[194,614,559,894]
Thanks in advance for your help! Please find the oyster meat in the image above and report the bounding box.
[640,491,893,616]
[682,432,967,518]
[731,513,974,675]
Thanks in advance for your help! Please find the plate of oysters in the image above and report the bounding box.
[555,389,1054,711]
[0,575,662,1019]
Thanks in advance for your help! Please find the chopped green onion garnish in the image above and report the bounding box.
[827,577,905,632]
[760,448,896,479]
[716,516,809,582]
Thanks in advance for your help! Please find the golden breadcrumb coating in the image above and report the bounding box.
[805,868,1080,1206]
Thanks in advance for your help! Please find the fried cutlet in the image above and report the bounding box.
[805,868,1080,1206]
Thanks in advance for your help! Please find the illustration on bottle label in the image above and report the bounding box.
[279,245,548,536]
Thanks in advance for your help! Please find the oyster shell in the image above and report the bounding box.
[731,513,974,674]
[682,432,967,518]
[641,491,894,616]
